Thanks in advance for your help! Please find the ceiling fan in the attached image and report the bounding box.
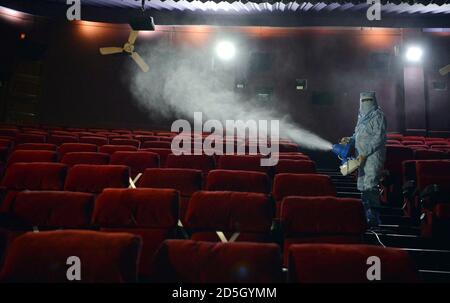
[439,64,450,76]
[99,30,149,73]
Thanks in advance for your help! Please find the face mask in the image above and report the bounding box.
[359,99,377,115]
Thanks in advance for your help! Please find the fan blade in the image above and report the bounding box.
[100,47,123,55]
[128,30,139,45]
[439,64,450,76]
[131,52,149,72]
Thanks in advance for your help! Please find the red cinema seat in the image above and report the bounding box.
[47,135,78,145]
[414,149,449,160]
[382,146,414,204]
[276,153,311,161]
[108,135,133,141]
[140,148,172,167]
[110,138,140,148]
[157,136,174,142]
[280,196,367,264]
[141,141,172,149]
[218,155,269,173]
[279,143,299,152]
[58,143,98,157]
[64,164,129,194]
[138,168,202,219]
[407,145,429,150]
[274,159,316,174]
[166,154,215,175]
[0,129,19,138]
[15,133,46,144]
[7,191,94,230]
[79,136,108,146]
[14,143,57,151]
[132,130,154,136]
[206,169,270,194]
[403,136,424,143]
[288,244,420,283]
[66,127,86,132]
[184,191,273,242]
[386,133,403,141]
[150,240,282,283]
[0,139,12,148]
[416,160,450,193]
[0,230,141,283]
[133,135,160,144]
[6,150,57,167]
[92,188,178,279]
[386,140,402,146]
[0,163,68,212]
[272,173,336,216]
[111,129,132,135]
[416,160,450,238]
[61,152,110,166]
[99,145,137,155]
[110,151,159,178]
[403,140,424,146]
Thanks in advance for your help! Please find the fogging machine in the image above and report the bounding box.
[332,137,361,176]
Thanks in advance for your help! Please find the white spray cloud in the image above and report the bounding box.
[129,41,333,151]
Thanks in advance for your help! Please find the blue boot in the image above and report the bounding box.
[362,190,381,227]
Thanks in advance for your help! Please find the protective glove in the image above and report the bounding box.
[340,137,351,144]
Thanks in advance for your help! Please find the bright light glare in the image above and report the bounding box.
[215,41,236,61]
[405,46,423,62]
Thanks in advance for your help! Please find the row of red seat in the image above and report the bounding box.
[0,188,365,277]
[381,145,450,205]
[0,230,419,283]
[400,160,450,238]
[0,162,332,216]
[3,148,312,176]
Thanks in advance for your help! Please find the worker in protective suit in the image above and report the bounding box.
[341,92,387,227]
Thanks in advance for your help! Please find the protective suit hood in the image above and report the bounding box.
[359,91,378,116]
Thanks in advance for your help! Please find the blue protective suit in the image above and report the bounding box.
[351,92,387,225]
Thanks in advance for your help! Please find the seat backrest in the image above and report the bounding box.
[141,141,172,149]
[273,173,336,202]
[416,160,450,192]
[288,244,420,283]
[47,135,78,145]
[58,143,98,157]
[184,191,273,237]
[10,191,95,229]
[206,169,270,194]
[275,159,316,174]
[6,150,57,167]
[414,149,448,160]
[140,148,172,167]
[166,154,215,174]
[138,168,202,198]
[110,138,140,148]
[150,240,282,283]
[15,133,46,144]
[110,151,159,177]
[2,162,67,191]
[99,145,137,155]
[92,188,178,229]
[218,155,269,173]
[64,164,129,193]
[281,196,366,238]
[0,230,141,283]
[14,143,57,151]
[79,136,108,146]
[61,152,110,166]
[384,146,414,178]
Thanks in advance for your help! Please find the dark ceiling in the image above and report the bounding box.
[1,0,450,27]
